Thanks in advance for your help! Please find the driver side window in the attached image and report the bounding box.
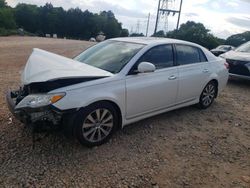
[138,44,174,69]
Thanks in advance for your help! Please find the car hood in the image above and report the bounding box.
[21,48,113,85]
[221,50,250,61]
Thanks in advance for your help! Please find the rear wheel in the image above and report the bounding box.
[198,81,217,109]
[74,102,118,147]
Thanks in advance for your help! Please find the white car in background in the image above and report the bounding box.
[6,37,229,146]
[210,45,235,56]
[220,41,250,80]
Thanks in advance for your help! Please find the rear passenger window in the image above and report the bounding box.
[176,45,204,65]
[139,45,174,69]
[199,49,208,62]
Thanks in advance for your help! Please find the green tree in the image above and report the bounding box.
[15,4,39,32]
[99,11,122,38]
[152,30,165,37]
[0,0,7,8]
[120,29,129,37]
[0,8,16,29]
[167,21,222,49]
[225,31,250,47]
[0,1,128,39]
[130,33,144,37]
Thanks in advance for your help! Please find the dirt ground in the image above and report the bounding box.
[0,36,249,188]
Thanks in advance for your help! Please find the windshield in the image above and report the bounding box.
[235,41,250,53]
[74,40,145,73]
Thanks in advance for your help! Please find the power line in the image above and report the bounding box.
[136,20,141,33]
[154,0,183,34]
[146,13,150,36]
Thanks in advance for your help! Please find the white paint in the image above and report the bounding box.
[41,37,228,127]
[21,48,113,85]
[221,50,250,62]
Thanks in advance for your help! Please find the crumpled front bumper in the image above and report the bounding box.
[6,90,28,123]
[6,90,65,125]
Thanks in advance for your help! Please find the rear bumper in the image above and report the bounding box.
[229,73,250,80]
[227,59,250,77]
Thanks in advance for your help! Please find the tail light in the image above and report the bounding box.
[224,62,229,69]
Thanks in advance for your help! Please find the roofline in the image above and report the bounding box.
[108,37,208,50]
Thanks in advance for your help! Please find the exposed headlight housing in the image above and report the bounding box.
[15,93,65,109]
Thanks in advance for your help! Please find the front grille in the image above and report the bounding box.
[226,59,250,76]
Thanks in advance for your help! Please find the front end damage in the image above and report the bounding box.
[6,86,65,126]
[5,48,113,136]
[6,77,104,126]
[6,86,78,146]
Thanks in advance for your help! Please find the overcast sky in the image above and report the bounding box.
[6,0,250,39]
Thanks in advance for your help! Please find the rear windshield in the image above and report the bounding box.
[217,45,231,51]
[235,42,250,53]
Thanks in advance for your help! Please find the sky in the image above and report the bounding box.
[6,0,250,39]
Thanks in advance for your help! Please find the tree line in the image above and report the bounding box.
[0,0,129,39]
[0,0,249,49]
[152,21,250,49]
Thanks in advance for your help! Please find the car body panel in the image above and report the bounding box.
[22,48,113,85]
[203,60,228,93]
[125,67,178,119]
[221,50,250,62]
[177,62,208,103]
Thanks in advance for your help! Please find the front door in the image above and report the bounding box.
[125,44,178,119]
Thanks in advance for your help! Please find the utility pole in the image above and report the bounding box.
[146,13,150,37]
[136,20,140,34]
[176,0,183,30]
[154,0,161,34]
[130,26,133,34]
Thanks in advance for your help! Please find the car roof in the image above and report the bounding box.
[109,37,218,61]
[109,37,201,47]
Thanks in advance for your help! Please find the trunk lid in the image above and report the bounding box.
[223,50,250,61]
[22,48,113,85]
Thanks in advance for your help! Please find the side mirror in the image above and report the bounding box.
[137,62,156,73]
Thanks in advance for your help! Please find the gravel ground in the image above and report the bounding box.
[0,36,250,188]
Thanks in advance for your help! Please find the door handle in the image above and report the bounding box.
[168,75,177,80]
[203,69,209,73]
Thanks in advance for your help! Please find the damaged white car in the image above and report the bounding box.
[6,37,229,146]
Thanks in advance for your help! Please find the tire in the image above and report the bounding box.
[73,102,118,147]
[198,81,217,109]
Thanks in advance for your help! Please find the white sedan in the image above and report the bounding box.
[6,37,229,146]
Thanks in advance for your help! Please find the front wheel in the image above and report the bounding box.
[198,81,217,109]
[73,102,118,147]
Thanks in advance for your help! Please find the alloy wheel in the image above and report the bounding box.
[201,83,216,107]
[82,109,114,143]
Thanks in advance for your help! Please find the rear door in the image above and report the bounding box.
[175,44,210,103]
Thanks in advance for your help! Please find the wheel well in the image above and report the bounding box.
[89,100,123,129]
[210,79,218,98]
